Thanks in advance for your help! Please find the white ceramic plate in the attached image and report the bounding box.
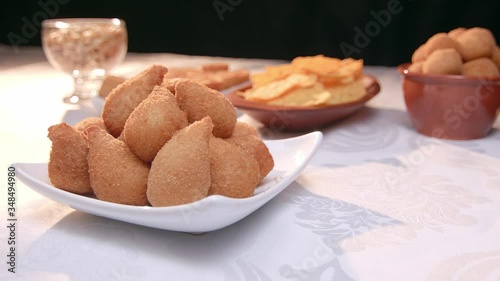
[14,131,322,233]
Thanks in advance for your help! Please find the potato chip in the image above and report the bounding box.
[250,64,299,88]
[318,59,363,86]
[242,73,317,102]
[249,55,362,88]
[266,78,366,107]
[268,84,331,107]
[241,55,366,107]
[291,55,343,76]
[326,79,366,105]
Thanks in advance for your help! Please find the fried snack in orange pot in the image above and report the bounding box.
[407,61,423,73]
[47,122,92,194]
[455,27,496,61]
[208,137,260,198]
[411,44,427,63]
[123,86,188,162]
[423,33,457,57]
[86,126,150,206]
[408,27,500,76]
[462,57,500,76]
[422,48,463,75]
[147,117,213,207]
[448,27,467,40]
[102,64,168,137]
[175,80,236,138]
[491,47,500,70]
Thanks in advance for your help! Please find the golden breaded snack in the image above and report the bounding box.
[492,46,500,70]
[75,117,107,132]
[147,117,213,207]
[102,64,168,137]
[231,122,259,138]
[44,64,276,207]
[456,27,496,61]
[116,132,125,142]
[123,86,188,162]
[462,57,500,76]
[226,135,274,181]
[422,48,463,75]
[201,62,229,72]
[211,69,250,90]
[162,63,249,91]
[99,75,126,98]
[86,126,150,206]
[47,122,92,195]
[411,44,427,63]
[161,77,188,94]
[175,80,237,138]
[242,74,318,102]
[448,27,467,40]
[408,61,423,73]
[410,27,500,78]
[208,137,260,198]
[424,33,457,57]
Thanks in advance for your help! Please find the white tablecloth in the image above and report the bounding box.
[1,45,500,281]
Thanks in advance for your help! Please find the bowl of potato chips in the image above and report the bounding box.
[228,55,380,131]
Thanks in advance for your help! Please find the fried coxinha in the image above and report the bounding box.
[47,64,274,207]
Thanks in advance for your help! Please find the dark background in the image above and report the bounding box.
[1,0,499,66]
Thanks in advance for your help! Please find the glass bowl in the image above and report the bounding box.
[42,18,128,103]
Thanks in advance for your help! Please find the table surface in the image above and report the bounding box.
[1,45,500,281]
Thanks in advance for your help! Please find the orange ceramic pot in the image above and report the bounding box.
[398,63,500,140]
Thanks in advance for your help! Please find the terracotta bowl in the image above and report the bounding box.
[397,63,500,140]
[227,75,380,132]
